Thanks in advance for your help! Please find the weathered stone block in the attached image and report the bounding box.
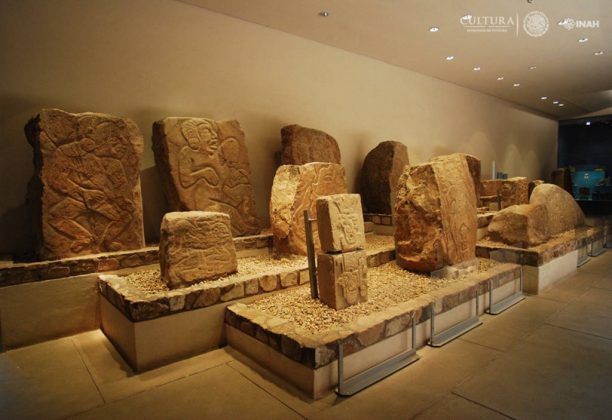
[394,153,477,272]
[152,117,260,236]
[316,194,366,253]
[317,250,368,310]
[159,211,237,289]
[25,108,145,260]
[280,124,341,165]
[500,177,529,208]
[360,141,409,214]
[270,163,347,255]
[530,184,585,236]
[481,179,502,196]
[488,204,550,247]
[464,154,482,207]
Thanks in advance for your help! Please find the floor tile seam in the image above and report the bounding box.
[542,322,612,342]
[407,392,456,419]
[457,336,509,353]
[69,337,107,405]
[450,391,517,419]
[226,361,308,419]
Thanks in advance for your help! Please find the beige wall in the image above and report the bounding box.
[0,0,558,255]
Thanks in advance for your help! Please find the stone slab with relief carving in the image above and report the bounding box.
[25,108,145,260]
[317,249,368,310]
[316,194,366,253]
[159,211,237,290]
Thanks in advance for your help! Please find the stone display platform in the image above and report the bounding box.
[98,235,395,371]
[225,261,520,399]
[0,233,272,288]
[476,226,604,294]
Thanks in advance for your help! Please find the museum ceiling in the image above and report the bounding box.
[179,0,612,120]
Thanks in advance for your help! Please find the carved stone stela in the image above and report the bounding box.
[316,194,366,253]
[360,141,409,214]
[317,250,368,310]
[159,211,237,289]
[25,108,145,260]
[270,163,347,255]
[280,124,341,165]
[152,117,260,237]
[394,153,478,273]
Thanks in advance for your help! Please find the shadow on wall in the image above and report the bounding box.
[140,165,167,245]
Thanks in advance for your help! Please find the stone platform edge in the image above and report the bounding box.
[224,262,520,370]
[476,226,603,266]
[98,248,396,323]
[0,233,272,288]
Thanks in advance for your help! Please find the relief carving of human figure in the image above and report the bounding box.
[47,120,137,254]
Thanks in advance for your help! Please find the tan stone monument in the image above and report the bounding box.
[316,193,367,310]
[316,194,366,253]
[530,184,585,235]
[394,153,477,273]
[25,108,145,260]
[488,204,550,247]
[500,177,529,208]
[317,250,368,310]
[360,141,409,214]
[152,117,260,237]
[159,211,237,289]
[280,124,341,165]
[528,179,545,198]
[270,163,347,255]
[464,154,482,207]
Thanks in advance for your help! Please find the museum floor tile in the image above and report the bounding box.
[1,251,611,419]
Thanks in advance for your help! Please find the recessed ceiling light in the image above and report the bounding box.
[586,121,592,126]
[318,11,330,17]
[513,83,520,87]
[559,103,565,107]
[540,96,548,100]
[429,26,440,33]
[497,76,504,81]
[473,66,481,71]
[446,55,455,61]
[553,100,559,104]
[578,37,589,43]
[529,66,537,70]
[594,51,604,56]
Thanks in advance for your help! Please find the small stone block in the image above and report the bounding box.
[159,211,237,289]
[316,194,366,253]
[317,250,368,310]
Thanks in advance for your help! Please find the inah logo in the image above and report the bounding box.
[523,11,549,37]
[559,17,600,30]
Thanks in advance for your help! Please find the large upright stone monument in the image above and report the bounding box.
[394,153,478,272]
[280,124,341,165]
[152,117,260,237]
[270,163,347,255]
[25,108,145,260]
[360,141,409,214]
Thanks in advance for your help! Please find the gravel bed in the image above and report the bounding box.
[250,258,499,335]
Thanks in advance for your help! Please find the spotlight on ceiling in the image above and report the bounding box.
[540,96,548,100]
[446,55,455,61]
[586,121,592,126]
[594,51,604,56]
[497,76,504,81]
[473,66,481,71]
[559,103,565,107]
[318,11,330,17]
[513,83,520,87]
[429,26,439,33]
[553,100,559,104]
[529,66,537,70]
